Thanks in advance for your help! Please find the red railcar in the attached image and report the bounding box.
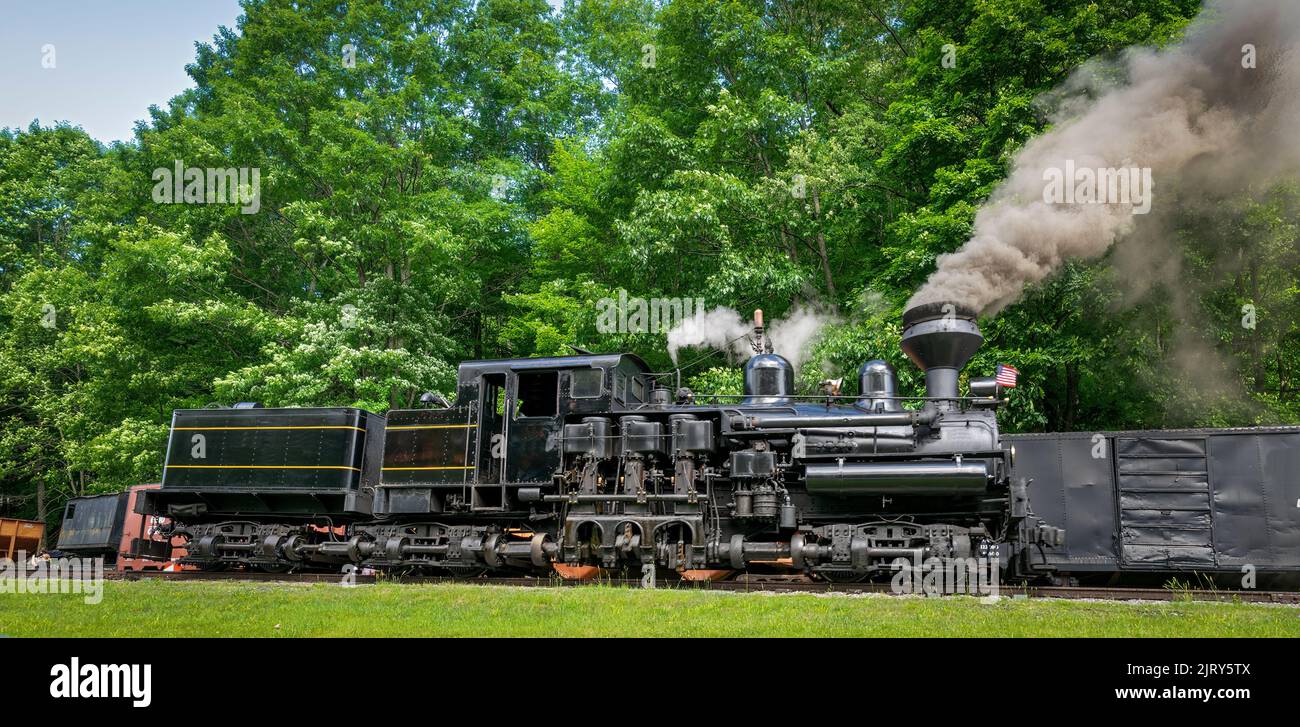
[116,484,190,572]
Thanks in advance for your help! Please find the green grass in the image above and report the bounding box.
[2,580,1297,637]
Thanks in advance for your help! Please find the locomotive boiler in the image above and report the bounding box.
[141,302,1064,580]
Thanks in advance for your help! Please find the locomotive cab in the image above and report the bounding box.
[375,354,653,516]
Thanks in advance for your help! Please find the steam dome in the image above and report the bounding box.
[742,353,794,405]
[857,359,901,412]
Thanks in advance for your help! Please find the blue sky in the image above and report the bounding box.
[0,1,246,144]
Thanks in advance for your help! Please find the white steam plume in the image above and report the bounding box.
[768,305,836,372]
[666,304,835,373]
[666,307,751,363]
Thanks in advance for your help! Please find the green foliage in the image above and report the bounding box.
[687,366,743,405]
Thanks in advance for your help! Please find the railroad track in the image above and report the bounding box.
[108,570,1300,604]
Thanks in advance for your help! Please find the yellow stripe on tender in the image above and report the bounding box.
[381,466,476,471]
[385,425,474,430]
[166,465,362,472]
[172,426,367,432]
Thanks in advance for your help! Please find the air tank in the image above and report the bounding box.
[619,415,664,455]
[562,417,615,458]
[668,414,714,454]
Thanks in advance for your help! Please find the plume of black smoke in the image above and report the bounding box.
[909,0,1300,314]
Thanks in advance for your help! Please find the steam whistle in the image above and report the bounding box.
[751,309,773,355]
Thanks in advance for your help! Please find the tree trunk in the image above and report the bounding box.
[36,481,47,551]
[1064,362,1079,431]
[1249,256,1266,393]
[474,311,483,360]
[811,187,837,308]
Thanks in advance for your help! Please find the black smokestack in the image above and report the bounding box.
[900,302,983,403]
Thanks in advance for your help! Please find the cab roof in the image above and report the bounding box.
[456,353,651,378]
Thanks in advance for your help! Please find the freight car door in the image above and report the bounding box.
[1205,430,1300,571]
[1115,436,1216,567]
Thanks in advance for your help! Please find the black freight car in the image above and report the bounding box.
[56,491,131,562]
[57,484,186,569]
[1008,427,1300,586]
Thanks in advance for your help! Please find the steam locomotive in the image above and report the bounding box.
[132,302,1068,581]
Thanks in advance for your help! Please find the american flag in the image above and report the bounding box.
[995,364,1019,388]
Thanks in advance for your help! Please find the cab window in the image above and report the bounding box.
[515,371,559,417]
[571,368,603,398]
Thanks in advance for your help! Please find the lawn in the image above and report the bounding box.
[2,580,1297,637]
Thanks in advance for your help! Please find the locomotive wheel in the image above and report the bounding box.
[198,561,229,572]
[257,562,292,574]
